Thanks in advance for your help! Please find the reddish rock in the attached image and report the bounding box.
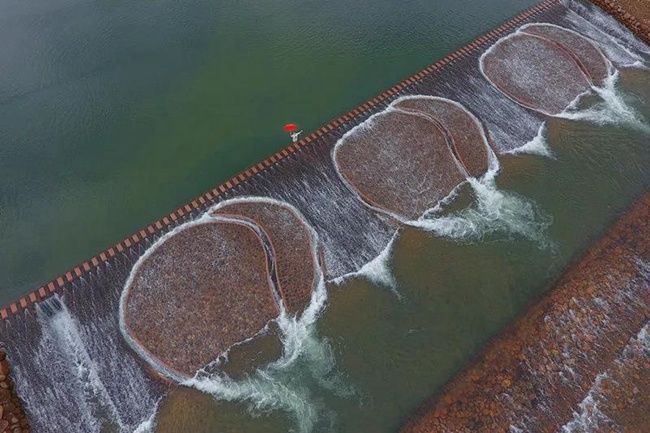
[212,199,320,315]
[121,220,280,379]
[334,97,490,220]
[402,191,650,433]
[481,24,610,115]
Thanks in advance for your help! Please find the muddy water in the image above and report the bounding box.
[153,67,650,433]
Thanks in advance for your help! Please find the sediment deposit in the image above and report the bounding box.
[212,199,320,314]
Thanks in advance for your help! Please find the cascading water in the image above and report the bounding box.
[410,164,554,248]
[558,70,650,131]
[562,0,650,59]
[2,2,649,433]
[6,295,162,433]
[185,280,354,433]
[509,124,554,157]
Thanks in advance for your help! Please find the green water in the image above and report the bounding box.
[0,0,539,303]
[153,68,650,432]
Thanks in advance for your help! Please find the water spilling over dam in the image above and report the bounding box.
[1,1,649,432]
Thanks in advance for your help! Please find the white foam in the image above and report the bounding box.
[355,234,398,291]
[411,172,552,248]
[185,279,353,433]
[560,373,613,433]
[158,198,353,433]
[330,95,508,290]
[11,297,158,433]
[132,410,157,433]
[48,310,124,427]
[331,232,399,294]
[508,123,554,158]
[334,93,552,251]
[558,70,650,132]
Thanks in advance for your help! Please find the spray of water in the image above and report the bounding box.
[558,70,650,133]
[410,172,552,247]
[508,123,554,158]
[185,279,353,433]
[331,232,399,294]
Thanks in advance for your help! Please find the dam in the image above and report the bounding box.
[0,0,649,432]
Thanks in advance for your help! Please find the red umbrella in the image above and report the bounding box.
[283,123,298,133]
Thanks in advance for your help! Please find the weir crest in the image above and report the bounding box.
[1,1,648,432]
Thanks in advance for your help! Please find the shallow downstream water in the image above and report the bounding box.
[0,0,540,303]
[153,67,650,433]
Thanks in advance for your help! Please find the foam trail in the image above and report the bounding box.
[48,309,125,429]
[563,0,650,57]
[411,164,552,248]
[331,232,399,294]
[11,299,135,433]
[558,70,650,133]
[185,275,352,433]
[508,123,554,158]
[132,411,157,433]
[354,235,398,292]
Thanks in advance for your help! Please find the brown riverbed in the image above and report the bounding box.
[401,191,650,433]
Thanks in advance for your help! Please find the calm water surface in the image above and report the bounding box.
[153,69,650,432]
[0,0,538,302]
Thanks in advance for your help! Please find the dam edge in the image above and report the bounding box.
[0,0,567,320]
